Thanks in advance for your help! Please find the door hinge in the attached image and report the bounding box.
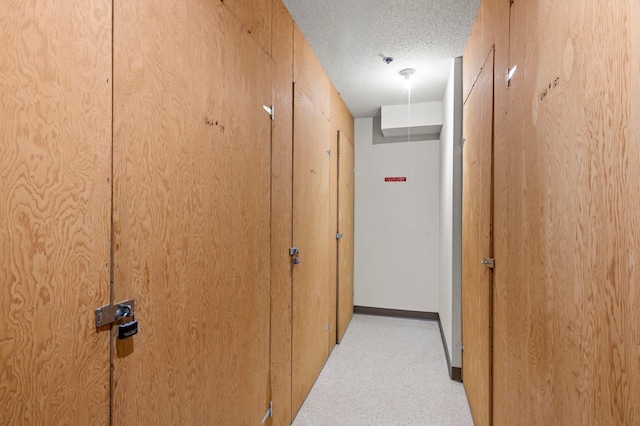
[461,343,464,352]
[327,149,331,157]
[336,233,343,239]
[261,401,273,424]
[481,258,495,269]
[327,322,331,331]
[263,105,274,120]
[461,137,466,146]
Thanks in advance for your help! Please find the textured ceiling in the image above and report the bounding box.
[282,0,480,118]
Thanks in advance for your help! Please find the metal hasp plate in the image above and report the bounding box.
[95,299,135,327]
[481,258,495,269]
[290,247,300,265]
[336,233,343,239]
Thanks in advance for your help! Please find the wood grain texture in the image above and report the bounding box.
[112,1,272,424]
[293,25,331,118]
[462,50,494,426]
[336,131,355,344]
[291,85,332,417]
[475,0,640,423]
[269,0,294,424]
[222,0,272,56]
[330,87,355,145]
[0,0,112,424]
[462,0,494,103]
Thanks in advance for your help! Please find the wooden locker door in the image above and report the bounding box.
[461,49,494,426]
[492,0,640,423]
[269,1,295,425]
[112,1,272,424]
[336,131,355,343]
[0,1,112,424]
[292,85,331,417]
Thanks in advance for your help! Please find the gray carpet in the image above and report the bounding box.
[291,314,474,426]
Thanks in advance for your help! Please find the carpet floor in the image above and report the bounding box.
[291,314,474,426]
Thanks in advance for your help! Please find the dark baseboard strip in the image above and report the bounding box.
[353,306,462,382]
[353,306,439,321]
[451,367,462,382]
[437,318,453,376]
[437,319,463,383]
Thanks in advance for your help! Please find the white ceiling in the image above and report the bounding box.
[281,0,480,118]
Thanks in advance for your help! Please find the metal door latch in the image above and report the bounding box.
[481,258,495,269]
[290,247,300,265]
[262,105,274,120]
[96,300,139,340]
[95,299,135,327]
[506,65,517,87]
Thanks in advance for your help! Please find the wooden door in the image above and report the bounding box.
[461,49,494,426]
[112,1,272,424]
[336,131,355,343]
[490,0,640,423]
[0,1,112,424]
[269,1,295,425]
[292,85,332,416]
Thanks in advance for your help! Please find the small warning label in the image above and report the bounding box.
[384,177,407,182]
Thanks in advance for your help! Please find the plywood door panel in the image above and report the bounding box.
[462,0,499,103]
[330,87,355,145]
[461,49,494,426]
[293,26,330,117]
[222,0,272,56]
[491,0,640,423]
[292,85,331,417]
[336,131,355,343]
[113,1,272,424]
[270,0,294,424]
[0,1,112,423]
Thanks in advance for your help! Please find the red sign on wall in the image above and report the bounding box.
[384,177,407,182]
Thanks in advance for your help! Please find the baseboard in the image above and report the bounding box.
[353,306,462,382]
[353,306,439,321]
[451,366,462,382]
[437,318,463,383]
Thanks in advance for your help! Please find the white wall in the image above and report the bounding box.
[439,57,463,368]
[354,118,440,312]
[380,101,443,138]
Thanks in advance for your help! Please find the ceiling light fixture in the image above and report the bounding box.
[399,68,415,80]
[399,68,415,91]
